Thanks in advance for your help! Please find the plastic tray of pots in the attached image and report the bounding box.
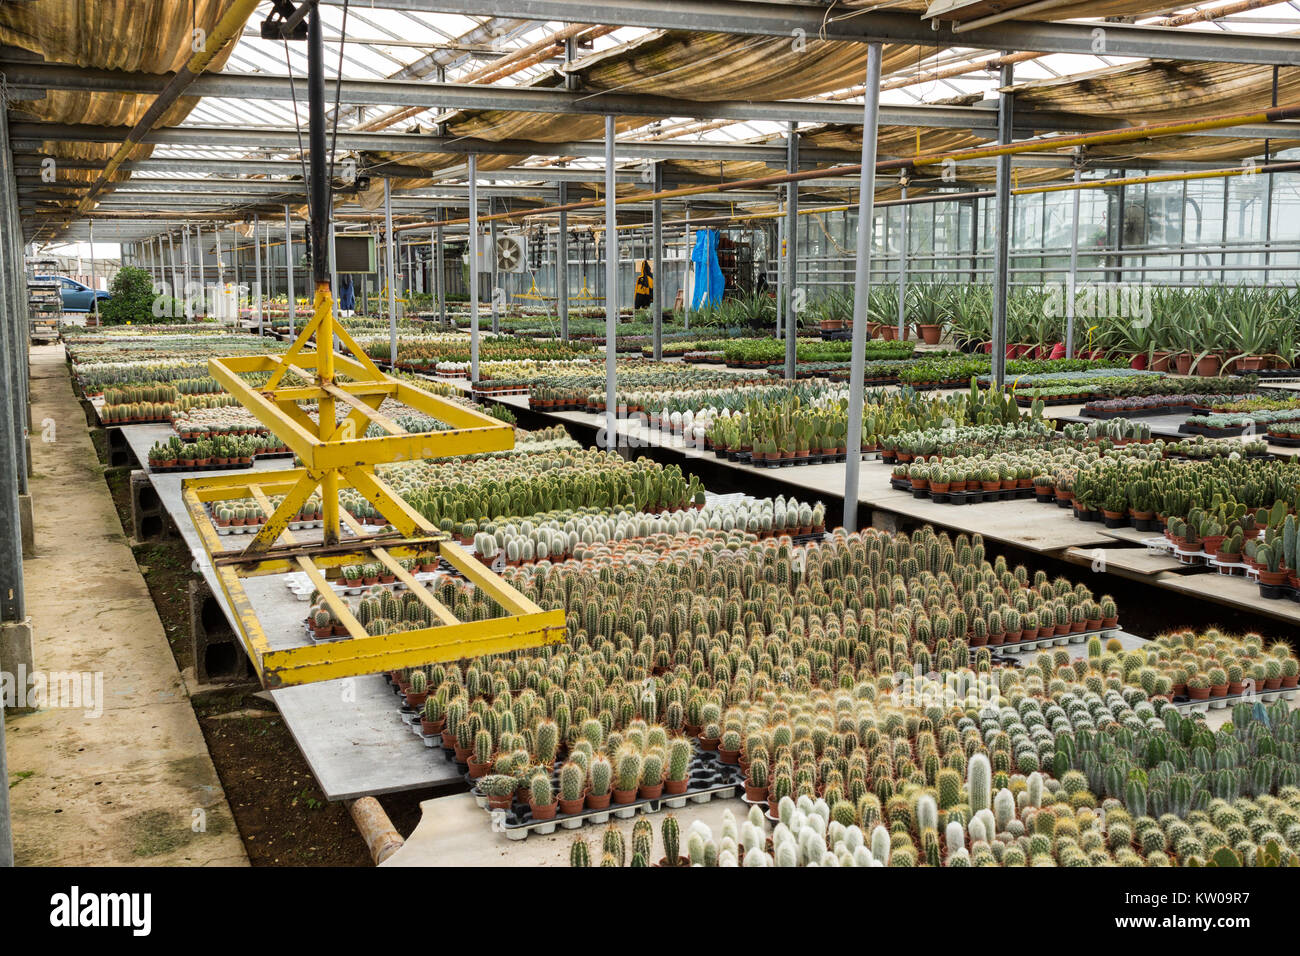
[1171,686,1296,713]
[992,624,1120,654]
[465,754,741,840]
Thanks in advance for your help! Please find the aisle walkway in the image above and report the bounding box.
[3,345,247,865]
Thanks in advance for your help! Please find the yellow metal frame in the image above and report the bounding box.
[182,284,565,687]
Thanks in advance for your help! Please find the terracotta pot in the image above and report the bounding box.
[529,801,557,820]
[745,784,769,803]
[717,747,740,765]
[405,691,428,709]
[987,632,1006,646]
[611,787,638,805]
[1188,686,1211,700]
[1209,683,1229,698]
[1171,683,1186,698]
[1264,677,1283,690]
[420,717,444,736]
[1228,681,1245,695]
[1173,353,1194,375]
[918,324,942,345]
[969,634,988,647]
[585,792,611,810]
[441,730,456,749]
[698,735,719,752]
[467,759,490,780]
[664,778,689,795]
[1258,569,1289,586]
[1195,355,1222,377]
[487,793,512,810]
[557,796,585,815]
[1101,616,1119,628]
[1282,675,1298,688]
[638,783,664,800]
[1150,351,1172,372]
[1085,618,1102,631]
[453,744,471,763]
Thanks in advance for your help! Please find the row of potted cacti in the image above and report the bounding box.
[1066,457,1300,532]
[147,433,284,470]
[474,497,827,566]
[370,449,707,535]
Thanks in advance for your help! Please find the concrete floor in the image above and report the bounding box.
[4,345,247,866]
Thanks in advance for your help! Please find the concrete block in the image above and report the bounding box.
[106,427,136,468]
[870,509,906,534]
[1,618,36,713]
[187,579,254,685]
[19,493,34,557]
[129,470,171,542]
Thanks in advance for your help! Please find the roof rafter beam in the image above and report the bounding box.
[314,0,1300,65]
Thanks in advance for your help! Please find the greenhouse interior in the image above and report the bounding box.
[4,0,1300,899]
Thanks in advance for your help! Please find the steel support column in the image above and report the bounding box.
[652,161,664,360]
[285,205,296,337]
[489,196,500,334]
[604,115,617,449]
[843,43,882,534]
[1065,160,1081,358]
[557,181,569,342]
[469,154,480,382]
[990,61,1014,387]
[896,177,908,338]
[385,177,397,365]
[784,122,799,380]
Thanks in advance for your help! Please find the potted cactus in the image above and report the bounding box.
[745,756,769,803]
[612,751,642,804]
[557,760,586,814]
[717,729,741,764]
[528,773,557,820]
[405,669,428,709]
[638,752,665,800]
[467,728,493,780]
[479,774,516,811]
[664,738,691,795]
[586,756,612,810]
[420,694,445,736]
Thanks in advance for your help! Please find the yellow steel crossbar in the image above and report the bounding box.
[182,282,567,687]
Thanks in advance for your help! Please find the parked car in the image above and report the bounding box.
[36,275,110,312]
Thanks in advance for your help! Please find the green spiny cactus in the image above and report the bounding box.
[569,836,590,867]
[662,814,680,865]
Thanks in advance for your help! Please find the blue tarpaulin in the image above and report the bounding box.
[691,229,725,309]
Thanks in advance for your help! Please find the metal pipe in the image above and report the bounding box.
[557,181,569,342]
[896,178,908,339]
[469,153,480,382]
[1065,162,1080,358]
[652,161,663,360]
[308,6,330,291]
[196,222,206,313]
[254,212,264,336]
[181,224,193,317]
[991,62,1014,387]
[683,204,692,329]
[604,115,617,450]
[489,197,500,334]
[785,122,798,380]
[285,204,296,337]
[843,42,883,534]
[385,177,397,365]
[88,220,99,324]
[435,216,446,325]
